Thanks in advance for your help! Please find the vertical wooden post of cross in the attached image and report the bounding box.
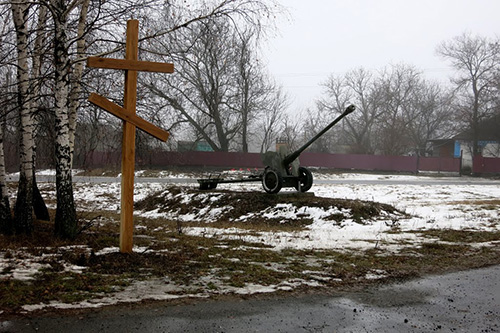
[120,20,139,253]
[87,19,173,253]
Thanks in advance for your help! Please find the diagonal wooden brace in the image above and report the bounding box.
[88,92,169,142]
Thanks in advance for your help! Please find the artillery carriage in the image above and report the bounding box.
[197,105,356,194]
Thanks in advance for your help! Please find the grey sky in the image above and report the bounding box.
[265,0,500,112]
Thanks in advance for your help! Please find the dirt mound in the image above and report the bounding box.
[135,186,405,226]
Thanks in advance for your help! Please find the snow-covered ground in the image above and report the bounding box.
[2,171,499,312]
[180,174,499,252]
[10,170,500,252]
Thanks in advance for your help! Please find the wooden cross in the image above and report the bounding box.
[87,20,174,253]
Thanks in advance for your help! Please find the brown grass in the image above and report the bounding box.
[1,186,499,317]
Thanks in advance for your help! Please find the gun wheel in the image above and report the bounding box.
[199,181,218,190]
[262,168,283,194]
[296,167,313,192]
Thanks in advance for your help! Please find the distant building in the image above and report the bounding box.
[428,113,500,168]
[428,139,455,158]
[275,137,289,152]
[177,141,214,152]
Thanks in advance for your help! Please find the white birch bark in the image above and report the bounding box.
[31,5,50,221]
[52,0,77,238]
[31,5,47,115]
[68,0,90,166]
[12,0,34,234]
[0,14,12,233]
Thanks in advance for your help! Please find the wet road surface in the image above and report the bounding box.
[2,265,499,332]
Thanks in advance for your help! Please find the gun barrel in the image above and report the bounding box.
[282,104,355,167]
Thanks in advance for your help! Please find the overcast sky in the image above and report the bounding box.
[265,0,500,112]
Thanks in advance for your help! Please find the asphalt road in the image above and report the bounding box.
[2,265,499,333]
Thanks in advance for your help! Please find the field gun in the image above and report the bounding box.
[197,104,355,193]
[260,104,355,193]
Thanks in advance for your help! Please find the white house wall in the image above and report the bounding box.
[456,141,500,168]
[483,142,500,158]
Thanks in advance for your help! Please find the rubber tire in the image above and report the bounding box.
[199,181,218,190]
[295,167,313,192]
[262,168,283,194]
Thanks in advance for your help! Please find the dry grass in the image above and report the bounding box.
[1,187,499,317]
[449,199,500,211]
[134,186,405,226]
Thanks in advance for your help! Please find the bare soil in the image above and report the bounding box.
[1,186,499,318]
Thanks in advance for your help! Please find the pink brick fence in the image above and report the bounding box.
[80,151,474,174]
[473,156,500,175]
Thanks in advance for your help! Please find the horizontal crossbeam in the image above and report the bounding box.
[87,57,174,73]
[88,93,169,142]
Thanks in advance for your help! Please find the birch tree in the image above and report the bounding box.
[0,109,11,234]
[47,0,78,238]
[45,0,104,238]
[0,8,13,233]
[30,5,50,221]
[7,1,52,233]
[11,0,35,234]
[68,0,90,164]
[3,0,282,237]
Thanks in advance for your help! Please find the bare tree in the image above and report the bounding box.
[142,3,281,152]
[256,85,288,153]
[11,0,35,234]
[405,82,454,155]
[302,106,340,153]
[376,64,422,155]
[319,68,383,154]
[343,68,385,154]
[0,6,14,233]
[318,64,454,156]
[68,0,90,164]
[437,32,500,156]
[3,0,282,237]
[44,0,169,238]
[143,19,239,151]
[46,0,79,238]
[30,5,50,221]
[232,28,278,152]
[0,109,11,233]
[278,112,303,153]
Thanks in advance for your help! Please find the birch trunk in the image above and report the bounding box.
[0,115,12,234]
[0,18,12,233]
[12,1,34,234]
[31,5,50,221]
[53,1,77,238]
[68,0,90,166]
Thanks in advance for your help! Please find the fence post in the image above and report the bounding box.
[459,150,463,176]
[415,154,419,174]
